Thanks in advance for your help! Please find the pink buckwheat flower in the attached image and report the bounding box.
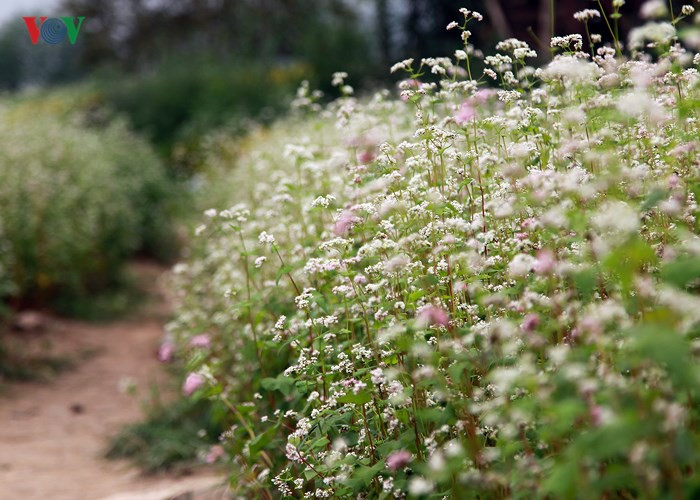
[473,88,497,103]
[354,274,368,285]
[183,372,205,396]
[358,150,375,164]
[454,101,476,125]
[157,340,175,363]
[590,405,613,427]
[189,333,211,349]
[534,249,556,275]
[418,305,450,328]
[334,210,360,236]
[667,173,680,189]
[521,313,540,332]
[521,217,538,231]
[454,89,497,125]
[386,450,412,471]
[205,445,225,464]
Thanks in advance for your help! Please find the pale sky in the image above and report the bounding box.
[0,0,61,27]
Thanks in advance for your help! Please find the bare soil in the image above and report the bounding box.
[0,262,226,500]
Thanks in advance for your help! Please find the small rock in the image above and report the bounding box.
[12,311,46,332]
[70,403,85,415]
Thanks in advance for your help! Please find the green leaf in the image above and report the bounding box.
[338,391,372,406]
[249,425,277,457]
[275,265,295,286]
[416,407,453,425]
[660,257,700,289]
[630,325,698,390]
[417,274,439,289]
[603,237,656,292]
[572,267,597,300]
[408,289,426,302]
[541,461,578,497]
[309,436,330,450]
[235,403,257,415]
[447,360,471,383]
[641,188,667,212]
[261,375,296,396]
[344,461,385,491]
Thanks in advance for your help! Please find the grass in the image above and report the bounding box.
[105,391,228,473]
[50,275,146,322]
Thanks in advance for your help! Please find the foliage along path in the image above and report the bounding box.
[0,262,224,500]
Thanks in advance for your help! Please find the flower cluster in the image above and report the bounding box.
[169,5,700,498]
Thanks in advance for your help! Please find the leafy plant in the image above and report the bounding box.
[0,100,174,308]
[167,4,700,498]
[106,395,227,473]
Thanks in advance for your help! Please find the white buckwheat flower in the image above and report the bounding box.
[574,9,601,22]
[331,72,348,87]
[258,231,276,245]
[592,201,639,233]
[390,58,413,74]
[640,0,668,19]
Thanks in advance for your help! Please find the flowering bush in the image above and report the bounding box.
[0,104,173,306]
[170,5,700,498]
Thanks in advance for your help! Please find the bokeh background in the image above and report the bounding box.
[0,0,652,171]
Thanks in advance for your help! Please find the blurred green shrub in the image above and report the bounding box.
[93,59,310,174]
[0,102,174,308]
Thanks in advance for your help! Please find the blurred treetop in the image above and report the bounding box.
[62,0,648,65]
[0,0,651,90]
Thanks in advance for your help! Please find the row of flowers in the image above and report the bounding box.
[167,4,700,498]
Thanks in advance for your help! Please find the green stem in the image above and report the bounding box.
[596,0,622,57]
[669,0,676,22]
[361,404,377,464]
[584,22,594,57]
[238,231,264,371]
[273,245,300,295]
[550,0,555,57]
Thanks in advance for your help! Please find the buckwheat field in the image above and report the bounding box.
[165,5,700,498]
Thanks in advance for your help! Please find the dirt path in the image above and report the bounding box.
[0,263,225,500]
